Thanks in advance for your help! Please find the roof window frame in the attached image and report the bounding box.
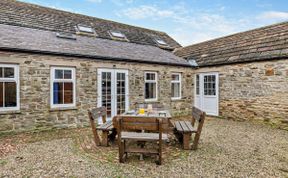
[75,24,97,36]
[108,30,129,41]
[154,38,168,46]
[56,32,77,40]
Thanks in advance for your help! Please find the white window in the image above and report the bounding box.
[77,25,94,33]
[155,38,168,46]
[50,67,76,108]
[76,24,97,36]
[144,72,157,101]
[171,73,181,100]
[204,75,216,96]
[109,31,126,38]
[0,64,19,111]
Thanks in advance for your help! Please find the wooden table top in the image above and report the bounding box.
[120,110,172,118]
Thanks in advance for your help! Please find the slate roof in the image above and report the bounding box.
[0,0,181,49]
[174,22,288,67]
[0,24,190,66]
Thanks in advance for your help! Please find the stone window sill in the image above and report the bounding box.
[49,107,78,112]
[144,99,158,103]
[0,110,21,115]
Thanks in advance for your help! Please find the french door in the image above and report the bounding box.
[195,72,219,116]
[97,69,129,123]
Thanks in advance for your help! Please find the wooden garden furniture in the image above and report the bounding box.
[174,107,206,150]
[88,107,116,146]
[113,116,169,165]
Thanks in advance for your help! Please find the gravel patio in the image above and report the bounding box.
[0,118,287,178]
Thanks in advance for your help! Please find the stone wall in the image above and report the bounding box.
[196,59,288,129]
[0,51,194,132]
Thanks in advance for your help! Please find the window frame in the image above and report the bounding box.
[0,64,20,112]
[75,24,97,36]
[204,75,216,96]
[50,67,76,109]
[144,71,158,102]
[155,38,167,45]
[171,73,182,100]
[109,30,128,41]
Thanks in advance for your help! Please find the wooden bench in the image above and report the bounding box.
[88,107,116,146]
[114,116,169,165]
[174,107,206,150]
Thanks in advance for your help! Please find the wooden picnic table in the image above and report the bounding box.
[113,110,174,132]
[114,110,173,162]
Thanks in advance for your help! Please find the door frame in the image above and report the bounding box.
[97,68,129,121]
[194,72,219,116]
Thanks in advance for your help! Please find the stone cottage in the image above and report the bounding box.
[174,22,288,128]
[0,0,194,132]
[0,0,287,132]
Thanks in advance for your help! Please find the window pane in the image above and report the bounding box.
[4,67,14,78]
[64,70,72,79]
[172,74,180,81]
[4,82,17,107]
[53,82,63,104]
[145,83,156,99]
[64,82,73,104]
[204,75,216,96]
[172,83,180,98]
[55,70,63,79]
[0,82,3,107]
[0,68,3,78]
[146,73,155,80]
[101,72,112,118]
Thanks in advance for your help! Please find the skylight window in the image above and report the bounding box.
[155,38,168,46]
[109,30,128,41]
[77,25,94,33]
[76,24,97,36]
[188,58,198,67]
[110,31,125,38]
[56,32,76,40]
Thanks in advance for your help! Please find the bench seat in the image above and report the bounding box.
[121,132,168,141]
[97,120,113,131]
[173,107,206,150]
[174,121,197,133]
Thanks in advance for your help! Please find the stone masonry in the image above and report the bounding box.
[0,51,194,132]
[196,59,288,129]
[0,51,287,132]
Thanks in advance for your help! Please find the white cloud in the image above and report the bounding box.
[257,11,288,21]
[117,5,287,46]
[86,0,102,3]
[111,0,136,6]
[117,5,176,20]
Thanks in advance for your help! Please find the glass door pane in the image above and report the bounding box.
[116,72,126,115]
[101,72,112,118]
[204,75,216,96]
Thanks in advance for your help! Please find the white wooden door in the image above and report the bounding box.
[195,72,219,116]
[97,69,129,123]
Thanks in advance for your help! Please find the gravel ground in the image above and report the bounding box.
[0,118,287,178]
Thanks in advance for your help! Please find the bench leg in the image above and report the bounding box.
[183,133,192,150]
[119,140,125,163]
[101,131,109,146]
[191,132,200,150]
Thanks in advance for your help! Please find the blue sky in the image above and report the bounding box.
[20,0,288,46]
